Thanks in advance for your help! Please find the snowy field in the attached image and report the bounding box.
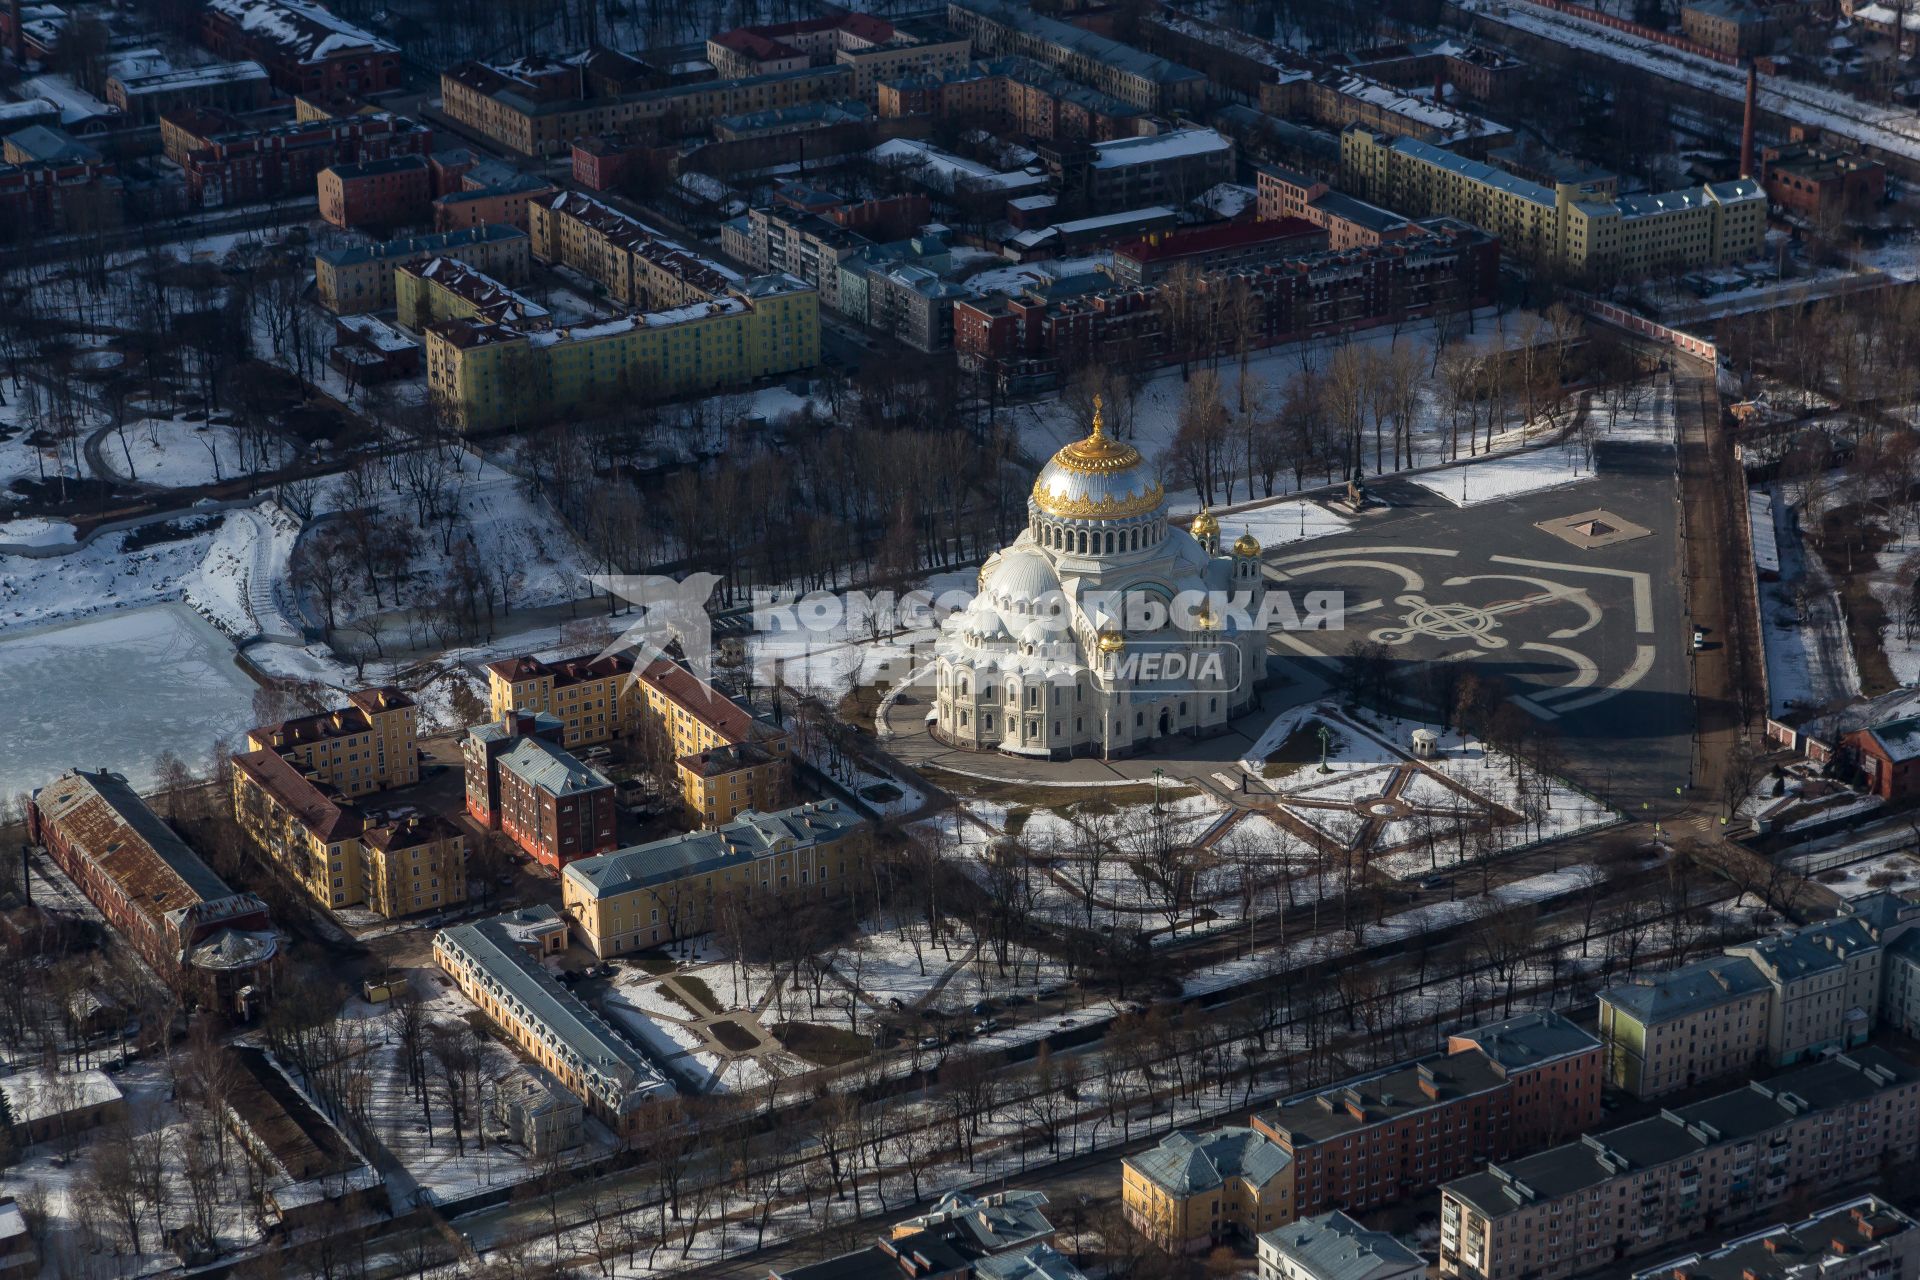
[341,970,613,1203]
[0,501,299,639]
[0,515,77,547]
[0,603,259,796]
[1219,499,1352,548]
[99,417,289,488]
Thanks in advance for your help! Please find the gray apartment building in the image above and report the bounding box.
[1599,897,1920,1097]
[1439,1048,1920,1280]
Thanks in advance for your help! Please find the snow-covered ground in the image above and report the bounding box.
[1010,307,1558,511]
[99,416,289,488]
[1809,849,1920,899]
[0,499,299,641]
[344,968,613,1204]
[0,1058,268,1277]
[0,515,77,546]
[1219,499,1352,548]
[1409,436,1594,506]
[0,603,260,796]
[301,447,603,627]
[1756,481,1859,716]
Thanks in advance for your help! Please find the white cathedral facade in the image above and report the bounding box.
[931,399,1271,760]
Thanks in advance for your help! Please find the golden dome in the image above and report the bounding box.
[1096,627,1126,654]
[1191,507,1219,538]
[1194,603,1218,630]
[1234,529,1261,557]
[1032,395,1165,521]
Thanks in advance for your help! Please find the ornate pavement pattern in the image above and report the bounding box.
[1269,543,1658,722]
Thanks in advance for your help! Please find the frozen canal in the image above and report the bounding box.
[0,602,259,800]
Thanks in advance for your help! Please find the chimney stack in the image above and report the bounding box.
[1740,62,1758,179]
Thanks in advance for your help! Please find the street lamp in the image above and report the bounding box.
[1152,767,1165,814]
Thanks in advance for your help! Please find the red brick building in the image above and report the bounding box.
[166,109,432,207]
[317,152,429,228]
[1251,1011,1601,1218]
[199,0,401,96]
[465,712,616,870]
[570,134,648,192]
[1761,140,1885,222]
[29,769,276,1015]
[463,709,566,827]
[0,158,122,242]
[1844,717,1920,800]
[432,173,557,232]
[955,217,1497,385]
[1443,1009,1606,1151]
[1110,216,1327,286]
[495,739,618,870]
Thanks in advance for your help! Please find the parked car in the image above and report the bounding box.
[917,1036,943,1051]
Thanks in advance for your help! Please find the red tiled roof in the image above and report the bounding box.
[484,652,635,687]
[232,749,363,842]
[711,28,801,60]
[639,659,755,744]
[252,687,410,752]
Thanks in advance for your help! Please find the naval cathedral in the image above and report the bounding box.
[931,399,1272,760]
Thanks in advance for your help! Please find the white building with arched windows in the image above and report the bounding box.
[931,399,1270,760]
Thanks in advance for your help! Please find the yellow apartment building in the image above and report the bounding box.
[230,748,467,917]
[528,190,743,309]
[314,224,530,314]
[485,652,792,824]
[1122,1127,1296,1253]
[423,275,819,431]
[395,256,550,333]
[246,686,419,797]
[560,800,868,956]
[1341,127,1765,278]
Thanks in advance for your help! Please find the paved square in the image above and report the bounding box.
[1259,443,1692,800]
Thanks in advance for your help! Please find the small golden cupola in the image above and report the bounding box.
[1191,506,1220,552]
[1234,528,1262,558]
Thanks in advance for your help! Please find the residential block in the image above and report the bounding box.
[314,223,530,313]
[1439,1048,1920,1280]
